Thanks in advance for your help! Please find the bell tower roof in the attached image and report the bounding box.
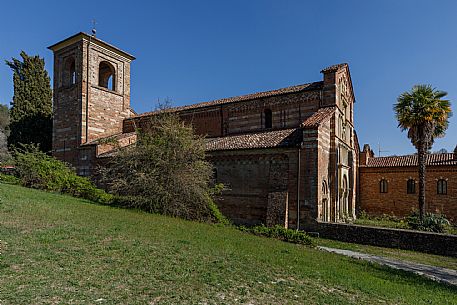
[48,32,135,61]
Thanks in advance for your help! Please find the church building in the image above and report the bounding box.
[48,32,357,229]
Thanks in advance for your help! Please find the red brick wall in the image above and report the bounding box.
[123,89,322,138]
[359,166,457,222]
[208,149,297,226]
[224,91,320,135]
[180,108,222,137]
[51,36,133,174]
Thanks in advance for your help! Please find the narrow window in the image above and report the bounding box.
[264,109,272,129]
[380,179,388,193]
[437,179,447,195]
[98,61,116,91]
[63,56,76,87]
[70,61,76,85]
[322,180,329,222]
[407,179,416,194]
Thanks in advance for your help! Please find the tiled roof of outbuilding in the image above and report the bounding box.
[301,106,335,128]
[134,81,324,117]
[366,153,457,167]
[206,128,302,151]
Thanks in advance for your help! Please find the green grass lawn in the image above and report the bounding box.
[0,184,456,304]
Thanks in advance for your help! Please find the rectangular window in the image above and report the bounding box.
[380,179,388,193]
[407,179,416,194]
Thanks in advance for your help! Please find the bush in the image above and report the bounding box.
[12,145,112,204]
[0,173,20,184]
[109,195,163,212]
[100,113,226,223]
[239,225,314,246]
[406,211,450,233]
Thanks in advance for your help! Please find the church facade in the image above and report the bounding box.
[49,33,357,229]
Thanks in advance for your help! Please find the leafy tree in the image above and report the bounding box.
[6,51,52,152]
[100,112,223,222]
[434,148,448,154]
[394,85,452,220]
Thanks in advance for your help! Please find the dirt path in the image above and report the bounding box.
[319,246,457,287]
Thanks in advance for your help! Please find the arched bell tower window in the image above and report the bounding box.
[63,56,76,87]
[98,61,115,91]
[264,109,272,129]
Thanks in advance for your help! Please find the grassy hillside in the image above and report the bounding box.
[0,184,455,304]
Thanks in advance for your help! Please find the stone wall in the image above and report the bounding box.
[359,166,457,222]
[209,149,295,226]
[306,222,457,257]
[266,192,288,227]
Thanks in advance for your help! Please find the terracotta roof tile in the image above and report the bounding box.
[134,81,323,117]
[301,106,335,128]
[366,153,457,167]
[206,128,302,152]
[97,144,134,158]
[81,131,137,146]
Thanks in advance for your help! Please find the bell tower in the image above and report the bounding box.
[48,32,135,171]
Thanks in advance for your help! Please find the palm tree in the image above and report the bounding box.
[394,85,452,221]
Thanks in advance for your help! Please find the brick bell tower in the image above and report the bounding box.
[48,32,135,174]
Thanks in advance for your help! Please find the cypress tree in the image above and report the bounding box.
[0,104,9,161]
[6,51,52,152]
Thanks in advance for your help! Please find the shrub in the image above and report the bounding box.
[100,113,226,223]
[239,225,314,246]
[109,195,163,213]
[406,210,450,233]
[0,173,20,184]
[12,145,112,204]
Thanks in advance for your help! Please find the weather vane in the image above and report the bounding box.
[91,19,97,37]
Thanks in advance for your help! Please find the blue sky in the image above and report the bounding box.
[0,0,456,155]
